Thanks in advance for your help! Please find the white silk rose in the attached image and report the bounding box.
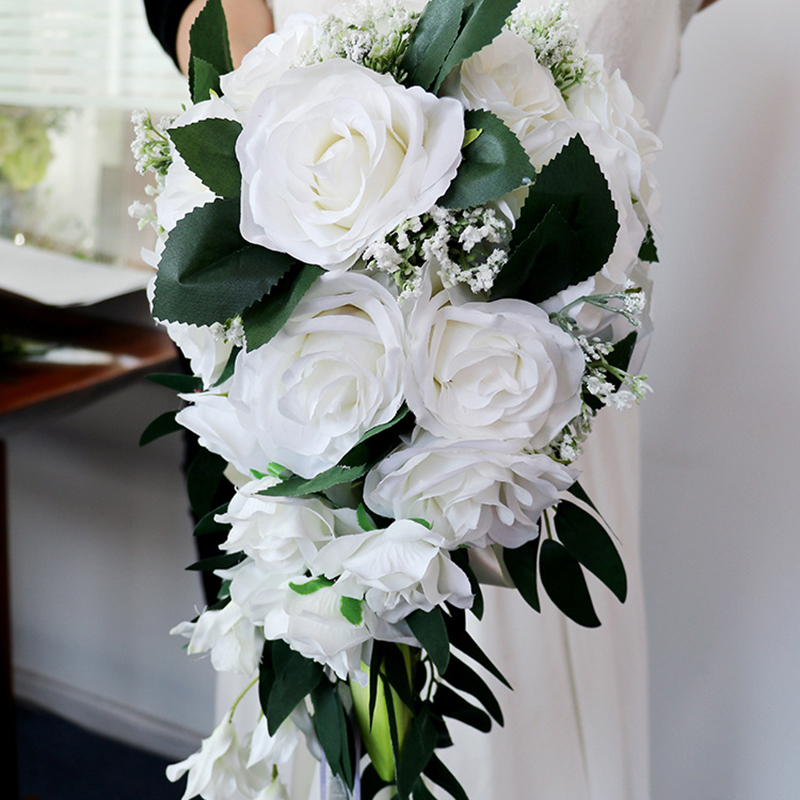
[312,519,473,623]
[229,271,405,478]
[404,286,584,449]
[364,432,577,549]
[445,28,568,140]
[236,58,464,270]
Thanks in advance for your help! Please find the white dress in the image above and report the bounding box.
[226,1,705,798]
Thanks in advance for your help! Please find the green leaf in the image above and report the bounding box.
[288,576,334,595]
[139,410,182,446]
[406,608,450,674]
[361,763,392,800]
[358,504,377,531]
[146,373,201,393]
[442,654,503,725]
[188,0,233,102]
[153,197,297,327]
[440,109,535,210]
[186,447,227,519]
[554,501,627,603]
[186,551,245,572]
[566,480,597,512]
[539,539,601,628]
[433,684,491,732]
[605,331,638,377]
[340,596,364,625]
[267,640,325,735]
[400,0,464,91]
[449,549,483,620]
[432,0,521,93]
[168,118,243,199]
[240,264,323,351]
[445,609,511,689]
[502,536,541,612]
[396,707,438,800]
[312,680,355,789]
[638,226,659,262]
[259,463,370,498]
[491,135,619,304]
[423,754,470,800]
[193,502,231,537]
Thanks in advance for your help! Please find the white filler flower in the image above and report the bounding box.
[404,288,585,449]
[237,58,464,270]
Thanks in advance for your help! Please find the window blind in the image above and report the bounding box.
[0,0,189,111]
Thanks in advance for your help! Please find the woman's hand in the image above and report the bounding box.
[175,0,274,76]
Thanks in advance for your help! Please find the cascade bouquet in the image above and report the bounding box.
[133,0,660,798]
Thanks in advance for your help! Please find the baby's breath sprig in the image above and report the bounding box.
[507,1,595,95]
[130,110,173,180]
[551,281,647,334]
[363,205,510,299]
[301,0,419,80]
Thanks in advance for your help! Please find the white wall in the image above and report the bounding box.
[642,1,800,798]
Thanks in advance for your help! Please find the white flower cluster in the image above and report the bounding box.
[364,205,510,298]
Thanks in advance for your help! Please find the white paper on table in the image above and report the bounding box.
[0,238,153,307]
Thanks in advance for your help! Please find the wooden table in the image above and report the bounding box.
[1,291,178,797]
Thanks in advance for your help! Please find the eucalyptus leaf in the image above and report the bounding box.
[153,198,298,327]
[407,608,450,674]
[360,764,391,800]
[396,707,437,800]
[502,536,541,612]
[312,681,355,789]
[193,502,231,537]
[442,654,503,725]
[440,109,535,210]
[186,551,246,572]
[139,410,182,446]
[168,118,243,199]
[554,501,627,603]
[423,754,470,800]
[539,539,601,628]
[267,641,325,735]
[445,609,511,689]
[432,684,491,732]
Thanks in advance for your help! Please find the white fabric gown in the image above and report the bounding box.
[221,1,705,798]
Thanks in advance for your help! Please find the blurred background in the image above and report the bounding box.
[3,0,799,798]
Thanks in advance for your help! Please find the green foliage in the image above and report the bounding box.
[312,680,357,789]
[138,410,182,446]
[539,539,601,628]
[188,0,233,102]
[186,447,227,519]
[168,118,243,199]
[152,197,297,327]
[407,608,450,674]
[638,226,659,262]
[501,536,541,612]
[146,372,202,393]
[440,109,536,210]
[491,135,619,304]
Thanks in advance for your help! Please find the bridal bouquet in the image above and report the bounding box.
[133,1,659,798]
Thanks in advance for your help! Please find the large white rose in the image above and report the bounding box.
[445,28,568,140]
[313,519,473,623]
[236,58,464,270]
[404,285,584,449]
[225,271,405,478]
[364,432,577,549]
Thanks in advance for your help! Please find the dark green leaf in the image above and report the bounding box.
[186,447,227,519]
[258,640,276,714]
[146,373,200,393]
[441,109,535,210]
[407,608,450,674]
[554,502,627,603]
[397,707,438,800]
[442,655,503,725]
[259,463,370,498]
[241,264,323,351]
[412,779,439,800]
[139,410,181,446]
[188,0,233,102]
[153,197,297,327]
[449,549,483,620]
[638,226,658,262]
[433,684,491,732]
[400,0,464,91]
[491,135,619,304]
[212,345,239,388]
[423,754,470,800]
[433,0,521,93]
[445,610,511,689]
[381,644,415,711]
[186,551,245,572]
[566,480,597,512]
[168,118,243,199]
[605,331,638,377]
[361,763,391,800]
[268,640,324,735]
[193,502,231,537]
[539,539,601,628]
[312,680,355,789]
[502,536,541,612]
